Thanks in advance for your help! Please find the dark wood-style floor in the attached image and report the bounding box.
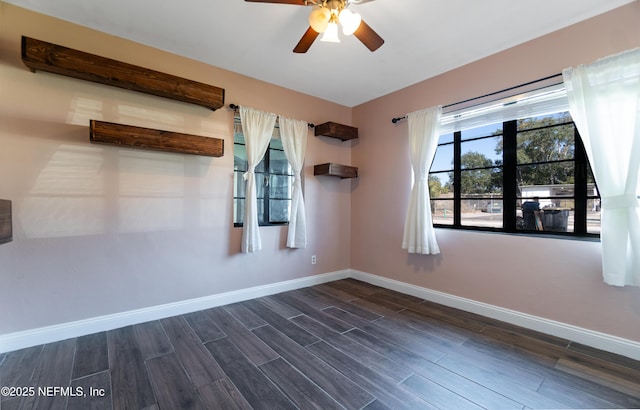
[2,279,640,410]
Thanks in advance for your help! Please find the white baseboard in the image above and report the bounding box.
[349,269,640,361]
[0,270,350,354]
[3,268,640,361]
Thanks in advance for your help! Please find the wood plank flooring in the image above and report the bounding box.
[2,278,640,409]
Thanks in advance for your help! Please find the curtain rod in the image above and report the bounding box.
[229,104,315,128]
[390,73,563,124]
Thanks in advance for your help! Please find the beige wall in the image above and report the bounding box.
[351,2,640,342]
[0,3,354,334]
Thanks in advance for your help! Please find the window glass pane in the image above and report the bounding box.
[428,173,453,199]
[234,144,247,172]
[233,131,264,173]
[234,171,246,197]
[518,195,574,209]
[269,138,284,150]
[431,144,453,172]
[269,200,290,223]
[587,198,601,234]
[237,152,266,172]
[461,199,503,228]
[586,164,601,233]
[517,125,575,165]
[270,175,292,199]
[516,198,574,233]
[269,149,291,175]
[459,142,503,228]
[587,163,598,188]
[233,198,244,225]
[461,122,502,141]
[542,200,574,233]
[517,111,572,131]
[461,136,502,169]
[431,199,453,225]
[438,132,454,144]
[256,173,266,199]
[460,167,503,197]
[516,163,574,201]
[257,200,265,225]
[255,157,266,173]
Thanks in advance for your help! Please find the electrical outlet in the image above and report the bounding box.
[311,255,317,265]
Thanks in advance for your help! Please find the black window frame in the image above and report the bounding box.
[233,130,294,228]
[429,114,600,238]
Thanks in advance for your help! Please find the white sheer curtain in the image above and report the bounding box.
[563,48,640,286]
[402,106,443,254]
[279,116,308,248]
[239,106,277,253]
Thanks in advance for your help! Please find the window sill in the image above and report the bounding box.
[234,223,289,228]
[433,225,601,242]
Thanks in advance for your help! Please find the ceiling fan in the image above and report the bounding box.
[244,0,384,53]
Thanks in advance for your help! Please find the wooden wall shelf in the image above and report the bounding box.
[90,120,224,157]
[314,163,358,179]
[314,122,358,141]
[22,36,225,111]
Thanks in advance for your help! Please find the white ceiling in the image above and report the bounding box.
[4,0,636,107]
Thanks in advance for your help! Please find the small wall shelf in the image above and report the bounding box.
[90,120,224,157]
[314,163,358,179]
[22,36,225,111]
[314,122,358,141]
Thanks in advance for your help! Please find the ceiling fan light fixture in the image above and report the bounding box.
[339,9,361,36]
[320,21,340,42]
[250,0,383,53]
[309,6,330,33]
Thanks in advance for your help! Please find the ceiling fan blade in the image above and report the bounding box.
[244,0,308,4]
[293,26,319,53]
[353,19,384,51]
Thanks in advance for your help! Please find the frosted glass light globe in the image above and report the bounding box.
[309,7,331,33]
[339,9,361,36]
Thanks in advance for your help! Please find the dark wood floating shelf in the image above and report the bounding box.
[22,36,225,111]
[314,122,358,141]
[90,120,224,157]
[314,163,358,179]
